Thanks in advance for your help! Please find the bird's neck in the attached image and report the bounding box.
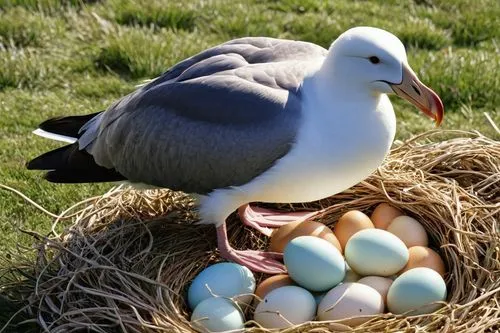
[302,71,382,119]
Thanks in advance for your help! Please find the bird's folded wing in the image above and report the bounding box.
[82,37,327,194]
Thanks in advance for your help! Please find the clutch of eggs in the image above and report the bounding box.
[187,203,448,330]
[250,203,447,328]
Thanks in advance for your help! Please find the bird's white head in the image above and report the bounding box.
[321,26,444,126]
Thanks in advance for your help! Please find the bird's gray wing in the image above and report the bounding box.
[83,37,327,194]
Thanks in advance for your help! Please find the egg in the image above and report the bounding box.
[357,276,393,303]
[190,297,245,332]
[269,220,341,253]
[254,286,316,329]
[400,246,446,277]
[188,262,255,309]
[370,203,404,229]
[333,210,374,250]
[343,262,361,283]
[387,216,429,247]
[317,282,384,325]
[387,267,447,315]
[345,229,409,276]
[284,236,345,291]
[254,274,295,299]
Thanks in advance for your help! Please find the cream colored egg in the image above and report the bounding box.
[357,276,393,303]
[333,210,374,250]
[318,282,384,326]
[387,216,428,248]
[370,203,404,229]
[345,229,409,276]
[254,286,316,329]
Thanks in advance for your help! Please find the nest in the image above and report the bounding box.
[1,130,499,333]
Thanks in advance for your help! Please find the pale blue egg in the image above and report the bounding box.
[190,297,245,332]
[284,236,345,292]
[345,229,409,276]
[188,262,255,310]
[387,267,447,315]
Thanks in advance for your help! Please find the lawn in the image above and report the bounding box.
[0,0,498,256]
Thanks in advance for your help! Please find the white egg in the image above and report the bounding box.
[188,262,255,309]
[318,283,384,326]
[254,286,316,329]
[357,276,393,303]
[190,297,245,332]
[345,229,409,276]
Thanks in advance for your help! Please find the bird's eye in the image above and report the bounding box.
[369,56,380,64]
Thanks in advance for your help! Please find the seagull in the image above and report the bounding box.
[27,27,443,274]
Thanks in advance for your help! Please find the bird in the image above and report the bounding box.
[27,27,444,274]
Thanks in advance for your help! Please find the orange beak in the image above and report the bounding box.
[391,64,444,126]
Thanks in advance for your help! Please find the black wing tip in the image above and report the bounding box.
[37,111,104,137]
[25,157,48,170]
[43,170,126,183]
[38,116,61,129]
[26,143,126,183]
[25,161,35,170]
[43,171,68,183]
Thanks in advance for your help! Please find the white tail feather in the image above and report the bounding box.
[32,128,78,144]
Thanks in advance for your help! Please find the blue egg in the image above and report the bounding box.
[191,297,245,332]
[284,236,345,292]
[188,262,255,310]
[387,267,447,315]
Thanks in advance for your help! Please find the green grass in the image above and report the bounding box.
[0,0,499,259]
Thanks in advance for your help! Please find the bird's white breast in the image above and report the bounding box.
[239,92,396,204]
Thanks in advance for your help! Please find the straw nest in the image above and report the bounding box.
[1,130,499,333]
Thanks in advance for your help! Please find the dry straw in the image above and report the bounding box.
[1,130,499,332]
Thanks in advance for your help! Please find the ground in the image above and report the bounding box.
[0,0,498,253]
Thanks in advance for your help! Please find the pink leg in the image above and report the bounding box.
[238,204,316,237]
[216,223,286,274]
